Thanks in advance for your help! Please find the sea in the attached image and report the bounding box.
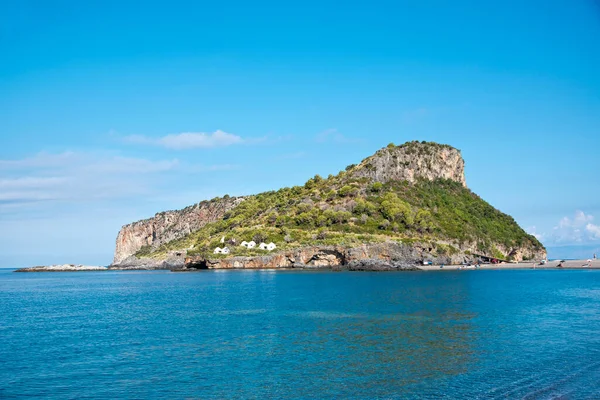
[1,268,600,399]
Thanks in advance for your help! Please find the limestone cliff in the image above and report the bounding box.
[349,141,467,187]
[113,196,245,264]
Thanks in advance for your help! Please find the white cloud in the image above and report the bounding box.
[124,130,244,149]
[550,210,600,244]
[0,152,183,207]
[0,152,77,169]
[0,177,69,189]
[0,151,238,211]
[587,223,600,239]
[83,157,178,174]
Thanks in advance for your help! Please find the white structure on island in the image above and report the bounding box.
[240,240,274,251]
[258,242,277,251]
[220,236,225,243]
[214,247,230,254]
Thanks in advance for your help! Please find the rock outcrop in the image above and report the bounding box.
[180,241,471,271]
[350,141,467,187]
[15,264,107,272]
[113,196,245,264]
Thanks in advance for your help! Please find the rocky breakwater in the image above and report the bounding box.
[350,141,467,187]
[15,264,108,272]
[180,241,472,271]
[113,196,245,265]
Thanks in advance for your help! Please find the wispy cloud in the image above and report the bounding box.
[0,152,180,206]
[315,128,360,144]
[124,130,244,149]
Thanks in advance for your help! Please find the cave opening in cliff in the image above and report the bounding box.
[187,260,209,270]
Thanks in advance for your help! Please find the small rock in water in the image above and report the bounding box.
[14,264,107,272]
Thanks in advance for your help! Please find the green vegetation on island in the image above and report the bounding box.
[137,141,543,261]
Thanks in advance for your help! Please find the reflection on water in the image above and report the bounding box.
[1,269,600,398]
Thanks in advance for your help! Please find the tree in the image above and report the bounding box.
[338,185,356,197]
[415,209,433,232]
[381,192,414,226]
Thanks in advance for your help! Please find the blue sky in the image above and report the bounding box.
[1,0,599,266]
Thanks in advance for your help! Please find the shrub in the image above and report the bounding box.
[379,219,391,230]
[253,233,268,243]
[339,185,357,197]
[370,182,383,192]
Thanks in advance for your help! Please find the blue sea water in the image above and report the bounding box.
[1,269,600,399]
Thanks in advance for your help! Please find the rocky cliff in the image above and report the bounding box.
[183,241,473,271]
[350,141,467,187]
[113,196,245,264]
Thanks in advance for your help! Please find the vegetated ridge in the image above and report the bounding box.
[112,141,545,269]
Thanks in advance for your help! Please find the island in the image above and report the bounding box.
[107,141,546,271]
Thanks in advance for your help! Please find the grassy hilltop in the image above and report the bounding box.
[136,141,544,262]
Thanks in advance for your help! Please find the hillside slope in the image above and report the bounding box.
[112,141,545,268]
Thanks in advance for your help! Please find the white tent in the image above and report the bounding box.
[266,242,277,251]
[222,247,230,254]
[247,241,256,249]
[259,242,268,250]
[240,241,249,247]
[214,247,223,254]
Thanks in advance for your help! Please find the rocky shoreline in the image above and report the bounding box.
[14,255,599,272]
[14,264,108,272]
[13,241,552,273]
[108,241,531,272]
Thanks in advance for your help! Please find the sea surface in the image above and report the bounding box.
[1,269,600,399]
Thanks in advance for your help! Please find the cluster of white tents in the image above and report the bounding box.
[213,247,230,255]
[214,238,277,254]
[241,241,277,251]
